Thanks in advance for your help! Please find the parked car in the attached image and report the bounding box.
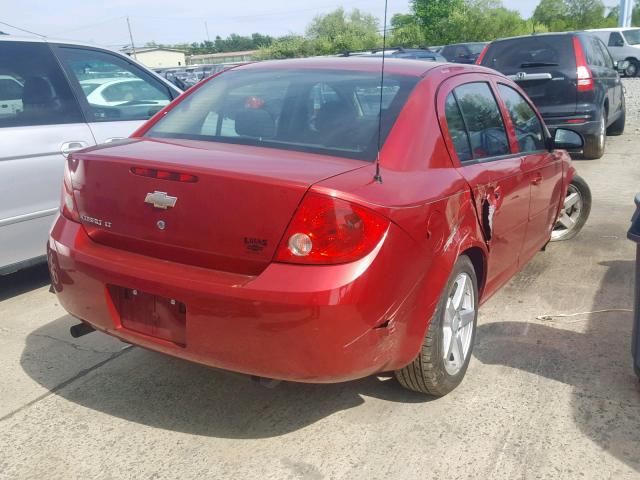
[478,32,626,159]
[339,48,446,62]
[441,42,488,64]
[588,28,640,77]
[0,35,182,275]
[49,57,590,395]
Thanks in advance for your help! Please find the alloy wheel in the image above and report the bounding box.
[442,273,476,376]
[551,183,583,240]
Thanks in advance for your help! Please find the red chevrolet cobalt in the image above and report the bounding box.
[48,57,589,396]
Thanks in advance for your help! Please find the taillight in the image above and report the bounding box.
[274,193,389,265]
[476,44,490,65]
[573,36,594,92]
[61,159,80,222]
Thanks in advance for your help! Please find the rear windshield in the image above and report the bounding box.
[146,68,418,161]
[481,36,575,71]
[624,29,640,45]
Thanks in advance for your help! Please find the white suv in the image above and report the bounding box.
[0,36,182,274]
[588,28,640,77]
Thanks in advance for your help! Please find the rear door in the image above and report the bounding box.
[495,82,562,259]
[0,40,95,270]
[52,45,179,144]
[481,35,577,119]
[592,36,624,117]
[438,75,531,291]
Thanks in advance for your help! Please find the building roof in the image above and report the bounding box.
[188,50,259,60]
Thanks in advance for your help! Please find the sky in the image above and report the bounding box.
[1,0,619,49]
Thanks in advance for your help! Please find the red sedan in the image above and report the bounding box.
[48,57,589,396]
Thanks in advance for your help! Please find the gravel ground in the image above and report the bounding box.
[623,77,640,125]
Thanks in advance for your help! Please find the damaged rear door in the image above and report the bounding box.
[438,76,530,291]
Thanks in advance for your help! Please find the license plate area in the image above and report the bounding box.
[108,285,187,346]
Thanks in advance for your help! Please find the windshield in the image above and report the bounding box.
[623,29,640,45]
[146,68,418,161]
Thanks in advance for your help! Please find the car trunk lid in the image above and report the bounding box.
[71,138,367,275]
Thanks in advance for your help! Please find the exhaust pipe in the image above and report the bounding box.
[70,322,95,338]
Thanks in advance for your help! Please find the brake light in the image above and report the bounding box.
[131,167,197,183]
[573,37,594,92]
[274,193,389,265]
[476,44,490,65]
[61,160,80,222]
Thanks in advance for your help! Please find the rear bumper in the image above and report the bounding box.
[544,116,601,137]
[48,215,428,383]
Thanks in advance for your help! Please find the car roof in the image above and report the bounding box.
[234,56,445,77]
[587,27,640,32]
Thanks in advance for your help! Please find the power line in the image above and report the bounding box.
[0,20,45,37]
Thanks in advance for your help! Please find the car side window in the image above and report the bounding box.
[595,39,614,69]
[54,46,174,123]
[444,93,472,162]
[497,84,546,153]
[609,32,625,47]
[453,82,510,160]
[585,37,605,67]
[0,42,83,128]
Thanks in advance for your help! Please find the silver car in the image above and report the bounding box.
[588,28,640,77]
[0,35,181,274]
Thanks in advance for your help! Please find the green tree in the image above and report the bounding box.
[412,0,464,44]
[533,0,569,31]
[565,0,607,29]
[305,8,381,54]
[389,13,424,47]
[451,0,530,41]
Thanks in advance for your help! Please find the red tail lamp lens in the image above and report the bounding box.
[61,160,80,222]
[131,167,198,183]
[275,193,389,265]
[573,37,594,92]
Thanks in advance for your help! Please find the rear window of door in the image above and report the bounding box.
[0,42,83,128]
[497,84,546,153]
[448,82,510,160]
[54,46,174,123]
[584,36,605,67]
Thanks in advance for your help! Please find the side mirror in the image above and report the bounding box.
[552,128,584,150]
[616,60,630,72]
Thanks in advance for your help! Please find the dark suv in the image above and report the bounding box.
[479,32,626,159]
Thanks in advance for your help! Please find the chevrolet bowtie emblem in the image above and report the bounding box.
[144,191,177,209]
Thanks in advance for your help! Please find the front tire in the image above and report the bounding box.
[550,174,591,242]
[395,255,478,396]
[582,114,606,159]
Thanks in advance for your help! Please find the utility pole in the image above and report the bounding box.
[205,21,211,43]
[126,16,137,60]
[620,0,633,27]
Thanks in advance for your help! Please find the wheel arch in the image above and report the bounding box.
[460,246,486,298]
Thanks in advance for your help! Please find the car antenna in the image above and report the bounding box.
[374,0,389,184]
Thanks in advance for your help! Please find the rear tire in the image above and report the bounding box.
[550,174,591,242]
[582,114,606,159]
[395,256,478,396]
[607,102,626,136]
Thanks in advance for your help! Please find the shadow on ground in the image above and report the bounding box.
[0,263,50,302]
[19,313,432,439]
[475,259,640,472]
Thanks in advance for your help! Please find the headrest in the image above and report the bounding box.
[235,109,276,138]
[22,76,56,105]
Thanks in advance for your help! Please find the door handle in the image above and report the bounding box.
[103,137,125,144]
[61,141,88,157]
[531,172,543,186]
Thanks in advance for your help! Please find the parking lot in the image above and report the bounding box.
[1,78,639,480]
